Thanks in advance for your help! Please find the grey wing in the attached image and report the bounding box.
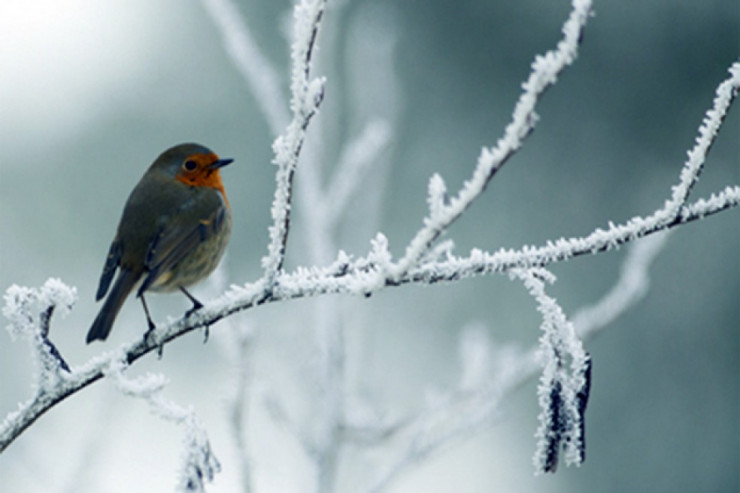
[137,191,228,296]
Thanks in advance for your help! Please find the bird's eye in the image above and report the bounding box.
[183,160,197,171]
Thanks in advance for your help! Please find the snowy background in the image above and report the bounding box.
[0,0,738,492]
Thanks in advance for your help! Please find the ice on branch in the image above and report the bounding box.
[426,173,447,222]
[108,359,168,397]
[3,279,76,388]
[404,78,740,283]
[420,239,456,266]
[388,0,594,280]
[368,225,669,490]
[665,60,740,216]
[369,233,392,269]
[107,359,221,491]
[262,0,327,281]
[680,185,740,220]
[3,279,75,339]
[512,268,591,473]
[290,0,326,112]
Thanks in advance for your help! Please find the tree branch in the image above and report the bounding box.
[262,0,327,283]
[388,0,594,280]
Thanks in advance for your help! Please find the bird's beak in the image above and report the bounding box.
[211,158,234,169]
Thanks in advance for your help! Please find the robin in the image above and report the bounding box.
[86,143,233,343]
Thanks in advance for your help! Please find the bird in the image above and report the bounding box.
[86,143,233,343]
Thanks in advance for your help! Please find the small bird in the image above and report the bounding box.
[86,143,233,343]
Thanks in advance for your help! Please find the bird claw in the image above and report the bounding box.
[143,324,165,358]
[185,303,203,319]
[143,321,156,341]
[181,287,203,318]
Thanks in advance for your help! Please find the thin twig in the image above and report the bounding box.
[262,0,328,283]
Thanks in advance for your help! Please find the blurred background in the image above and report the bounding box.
[0,0,737,492]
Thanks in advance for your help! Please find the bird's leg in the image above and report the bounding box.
[179,286,210,343]
[179,286,203,317]
[141,295,165,358]
[141,294,156,336]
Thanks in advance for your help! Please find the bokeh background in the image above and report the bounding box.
[0,1,737,492]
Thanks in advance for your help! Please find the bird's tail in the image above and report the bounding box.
[86,268,140,343]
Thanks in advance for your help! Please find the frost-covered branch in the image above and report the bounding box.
[387,0,594,280]
[668,62,740,212]
[395,185,740,286]
[512,268,591,473]
[262,0,327,282]
[388,54,739,289]
[107,359,220,491]
[3,279,75,382]
[1,279,78,453]
[366,232,668,491]
[0,181,732,459]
